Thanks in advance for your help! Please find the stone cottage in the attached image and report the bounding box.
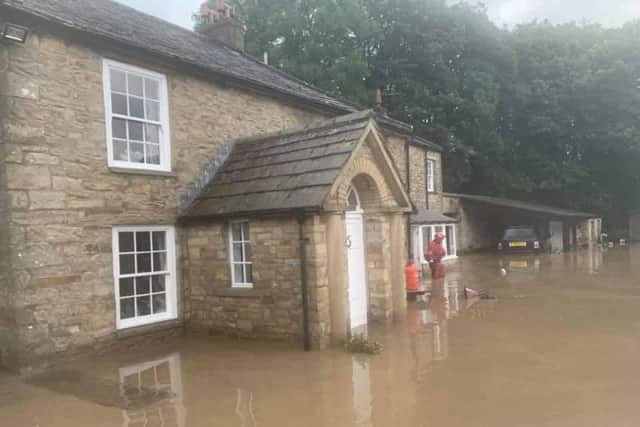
[0,0,448,372]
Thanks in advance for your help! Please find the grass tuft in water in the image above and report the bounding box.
[344,334,382,355]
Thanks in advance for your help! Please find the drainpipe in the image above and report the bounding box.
[297,213,312,351]
[405,138,412,258]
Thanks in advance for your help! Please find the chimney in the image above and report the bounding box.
[374,88,383,111]
[198,1,246,51]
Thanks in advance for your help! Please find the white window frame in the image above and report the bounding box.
[426,159,435,193]
[228,220,253,289]
[102,59,172,172]
[414,223,457,265]
[112,225,177,329]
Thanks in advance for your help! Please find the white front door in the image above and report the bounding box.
[346,211,367,330]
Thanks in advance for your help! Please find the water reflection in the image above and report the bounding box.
[235,389,257,427]
[351,357,372,427]
[119,353,186,427]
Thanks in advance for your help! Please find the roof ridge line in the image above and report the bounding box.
[233,110,375,146]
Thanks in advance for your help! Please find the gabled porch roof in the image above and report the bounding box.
[180,111,411,219]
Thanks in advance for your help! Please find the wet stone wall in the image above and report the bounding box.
[365,214,393,321]
[1,28,325,370]
[184,216,331,347]
[185,218,303,340]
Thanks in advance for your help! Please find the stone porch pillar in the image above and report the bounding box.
[390,212,408,320]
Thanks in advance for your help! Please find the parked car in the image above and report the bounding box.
[497,226,544,253]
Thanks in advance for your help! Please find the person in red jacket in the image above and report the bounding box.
[425,232,447,279]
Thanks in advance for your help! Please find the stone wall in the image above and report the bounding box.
[385,134,407,188]
[408,145,427,211]
[380,133,444,213]
[2,29,327,369]
[184,215,330,349]
[364,214,393,321]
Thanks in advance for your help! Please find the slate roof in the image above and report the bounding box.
[449,193,597,219]
[410,211,458,224]
[182,111,375,218]
[1,0,355,114]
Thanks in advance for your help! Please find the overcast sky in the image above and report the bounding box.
[116,0,640,30]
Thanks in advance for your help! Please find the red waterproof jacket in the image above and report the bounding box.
[426,240,446,264]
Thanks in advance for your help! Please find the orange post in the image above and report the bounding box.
[405,260,419,292]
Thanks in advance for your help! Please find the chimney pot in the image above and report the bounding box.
[198,1,246,51]
[374,88,383,111]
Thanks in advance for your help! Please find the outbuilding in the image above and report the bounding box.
[443,194,601,253]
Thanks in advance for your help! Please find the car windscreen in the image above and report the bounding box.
[503,228,537,240]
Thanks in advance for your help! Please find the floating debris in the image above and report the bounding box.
[345,334,382,355]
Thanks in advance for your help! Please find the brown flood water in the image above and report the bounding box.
[3,246,640,426]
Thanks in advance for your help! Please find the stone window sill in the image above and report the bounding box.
[211,288,271,299]
[115,318,184,339]
[109,166,177,178]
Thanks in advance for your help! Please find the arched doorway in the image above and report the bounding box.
[344,174,383,332]
[345,185,367,330]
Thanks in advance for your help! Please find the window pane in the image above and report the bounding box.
[120,277,134,297]
[137,253,152,273]
[140,367,155,388]
[129,97,144,119]
[152,275,165,292]
[128,121,144,141]
[233,243,243,262]
[128,74,143,96]
[136,232,151,251]
[111,69,126,93]
[130,142,145,163]
[231,223,242,241]
[245,264,253,283]
[120,254,135,275]
[146,144,160,165]
[113,139,128,161]
[152,294,167,314]
[156,362,171,384]
[242,223,250,240]
[145,79,159,100]
[112,93,127,115]
[152,231,166,251]
[136,276,150,295]
[119,232,134,252]
[136,295,151,316]
[145,100,160,121]
[112,118,127,139]
[244,243,252,261]
[145,124,159,143]
[233,264,244,283]
[153,252,166,272]
[120,298,135,319]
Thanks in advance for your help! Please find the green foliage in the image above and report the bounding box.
[345,334,382,354]
[195,0,640,228]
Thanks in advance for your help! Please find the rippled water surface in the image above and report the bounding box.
[2,246,640,426]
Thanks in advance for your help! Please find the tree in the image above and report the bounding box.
[194,1,640,231]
